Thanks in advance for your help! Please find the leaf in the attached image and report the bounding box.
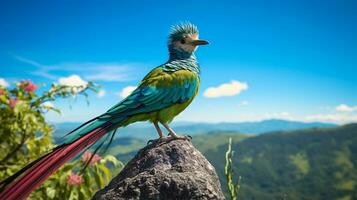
[0,79,108,199]
[79,186,90,199]
[97,164,111,183]
[61,163,76,172]
[68,187,79,200]
[93,166,104,188]
[46,187,56,199]
[102,155,122,167]
[0,95,7,102]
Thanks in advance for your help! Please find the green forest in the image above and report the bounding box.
[107,124,357,200]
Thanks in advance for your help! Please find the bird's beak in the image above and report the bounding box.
[192,39,209,46]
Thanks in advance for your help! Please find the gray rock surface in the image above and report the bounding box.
[93,139,225,200]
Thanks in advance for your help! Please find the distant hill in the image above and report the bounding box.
[103,124,357,199]
[53,119,336,139]
[105,132,250,164]
[172,119,336,135]
[204,124,357,200]
[54,122,355,199]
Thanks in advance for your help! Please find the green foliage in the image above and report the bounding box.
[289,152,310,176]
[29,154,123,200]
[193,132,249,154]
[224,137,241,200]
[203,124,357,200]
[0,80,122,199]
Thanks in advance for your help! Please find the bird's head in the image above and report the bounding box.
[168,22,209,58]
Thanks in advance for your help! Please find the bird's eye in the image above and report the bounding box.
[180,39,186,44]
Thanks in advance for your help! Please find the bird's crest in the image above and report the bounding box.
[169,22,198,42]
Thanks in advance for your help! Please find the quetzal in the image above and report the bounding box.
[0,23,208,200]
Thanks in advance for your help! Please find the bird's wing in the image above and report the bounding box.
[104,67,199,118]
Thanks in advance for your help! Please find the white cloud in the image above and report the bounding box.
[263,112,292,120]
[97,90,106,98]
[305,113,357,124]
[57,75,88,94]
[14,56,58,79]
[41,101,54,109]
[14,56,138,82]
[305,105,357,124]
[118,86,137,98]
[14,55,43,67]
[58,75,88,87]
[0,78,9,87]
[336,104,357,112]
[203,80,248,98]
[84,65,131,82]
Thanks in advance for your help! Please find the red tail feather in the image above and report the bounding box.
[0,122,114,200]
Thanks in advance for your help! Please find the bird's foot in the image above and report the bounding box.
[147,139,155,145]
[147,134,191,145]
[147,136,168,145]
[167,133,192,141]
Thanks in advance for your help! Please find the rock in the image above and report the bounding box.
[93,139,225,200]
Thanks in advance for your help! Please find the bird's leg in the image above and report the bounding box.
[161,123,190,140]
[154,122,165,139]
[147,122,166,145]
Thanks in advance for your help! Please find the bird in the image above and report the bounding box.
[0,22,209,200]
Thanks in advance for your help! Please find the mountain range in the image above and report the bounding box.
[53,119,336,139]
[106,124,357,200]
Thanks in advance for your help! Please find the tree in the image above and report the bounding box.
[0,80,122,199]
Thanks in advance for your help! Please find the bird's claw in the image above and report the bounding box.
[169,134,191,141]
[147,137,168,145]
[147,139,154,145]
[147,134,192,145]
[167,132,191,140]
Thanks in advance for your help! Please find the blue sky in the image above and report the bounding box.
[0,0,356,124]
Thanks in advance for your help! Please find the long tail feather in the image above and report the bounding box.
[102,128,118,154]
[0,121,117,200]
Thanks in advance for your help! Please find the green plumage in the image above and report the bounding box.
[64,66,200,144]
[63,22,204,144]
[119,68,200,126]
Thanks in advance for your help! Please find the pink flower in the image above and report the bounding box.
[9,98,18,108]
[82,151,102,165]
[20,80,38,93]
[67,173,83,185]
[0,89,4,95]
